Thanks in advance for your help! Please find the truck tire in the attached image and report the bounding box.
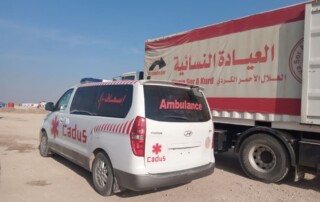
[239,133,290,183]
[39,131,50,157]
[92,152,114,196]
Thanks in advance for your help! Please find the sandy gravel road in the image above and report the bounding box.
[0,111,319,202]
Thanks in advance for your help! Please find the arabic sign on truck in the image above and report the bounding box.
[145,3,305,118]
[143,1,320,183]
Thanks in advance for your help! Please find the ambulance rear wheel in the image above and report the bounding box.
[92,152,114,196]
[239,133,290,183]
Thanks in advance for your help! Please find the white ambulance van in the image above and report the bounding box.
[39,79,215,196]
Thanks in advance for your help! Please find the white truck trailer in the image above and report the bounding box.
[143,1,320,182]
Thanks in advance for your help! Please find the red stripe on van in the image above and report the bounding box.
[110,123,114,131]
[103,124,107,131]
[115,124,121,133]
[105,124,110,131]
[122,121,129,134]
[92,120,139,135]
[126,119,135,134]
[111,124,117,133]
[118,123,125,134]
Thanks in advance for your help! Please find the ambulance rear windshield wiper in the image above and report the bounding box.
[164,115,188,120]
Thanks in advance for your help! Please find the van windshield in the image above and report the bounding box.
[144,85,211,122]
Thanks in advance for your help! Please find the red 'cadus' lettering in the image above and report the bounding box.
[62,124,87,144]
[72,124,77,140]
[82,130,87,143]
[147,155,166,163]
[77,131,82,142]
[67,127,71,138]
[63,124,67,136]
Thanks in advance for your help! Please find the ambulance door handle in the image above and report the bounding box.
[65,118,70,125]
[59,117,69,124]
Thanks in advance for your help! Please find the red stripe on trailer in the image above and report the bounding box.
[207,97,301,116]
[145,3,305,51]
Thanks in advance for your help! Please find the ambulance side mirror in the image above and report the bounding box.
[45,102,54,111]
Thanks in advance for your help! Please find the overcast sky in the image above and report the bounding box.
[0,0,305,103]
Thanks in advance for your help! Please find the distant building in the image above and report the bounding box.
[21,103,38,107]
[0,101,6,108]
[38,101,47,108]
[21,101,47,108]
[7,102,15,108]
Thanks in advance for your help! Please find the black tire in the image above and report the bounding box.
[92,152,114,196]
[239,133,290,183]
[39,131,50,157]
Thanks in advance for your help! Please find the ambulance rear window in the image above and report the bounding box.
[144,86,211,122]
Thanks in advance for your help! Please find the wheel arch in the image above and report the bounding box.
[91,148,115,196]
[89,148,113,171]
[234,126,297,167]
[39,128,47,146]
[40,128,48,141]
[39,128,52,157]
[40,128,47,137]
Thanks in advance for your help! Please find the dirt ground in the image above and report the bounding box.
[0,111,319,202]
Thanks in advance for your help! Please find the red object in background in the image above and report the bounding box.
[7,102,14,108]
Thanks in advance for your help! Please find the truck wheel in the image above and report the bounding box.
[239,133,290,183]
[92,152,114,196]
[39,131,50,157]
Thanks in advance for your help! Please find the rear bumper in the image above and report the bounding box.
[114,162,215,191]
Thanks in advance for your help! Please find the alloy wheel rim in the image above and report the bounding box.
[95,160,108,188]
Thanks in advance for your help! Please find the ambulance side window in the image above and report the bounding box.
[70,86,99,115]
[54,89,74,111]
[95,85,133,118]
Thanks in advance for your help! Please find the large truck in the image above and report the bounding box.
[142,1,320,183]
